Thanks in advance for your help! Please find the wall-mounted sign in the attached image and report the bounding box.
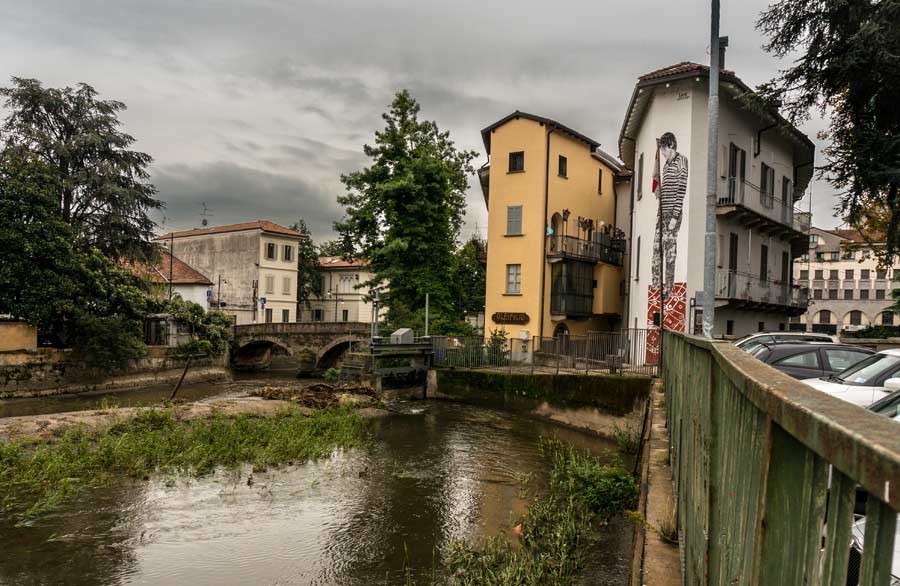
[259,297,266,306]
[492,312,529,325]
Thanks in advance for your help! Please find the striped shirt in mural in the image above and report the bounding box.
[659,153,688,216]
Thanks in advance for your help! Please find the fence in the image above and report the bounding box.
[431,329,657,376]
[662,330,898,585]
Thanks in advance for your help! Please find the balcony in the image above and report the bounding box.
[715,269,808,315]
[547,234,625,266]
[717,178,808,256]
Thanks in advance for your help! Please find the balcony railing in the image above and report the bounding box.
[718,178,807,234]
[715,269,808,309]
[547,234,625,266]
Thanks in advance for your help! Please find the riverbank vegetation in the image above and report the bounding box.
[0,406,366,519]
[445,438,638,585]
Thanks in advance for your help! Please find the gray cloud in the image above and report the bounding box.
[2,0,844,236]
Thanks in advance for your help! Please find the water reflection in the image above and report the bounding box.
[0,402,631,585]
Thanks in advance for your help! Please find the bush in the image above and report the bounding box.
[169,339,213,356]
[68,314,146,371]
[544,438,638,516]
[322,367,340,381]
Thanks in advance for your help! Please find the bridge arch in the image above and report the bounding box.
[232,337,293,369]
[316,335,364,369]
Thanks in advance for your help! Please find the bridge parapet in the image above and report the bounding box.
[662,331,898,585]
[234,322,370,337]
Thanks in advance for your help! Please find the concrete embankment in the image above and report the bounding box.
[427,369,651,437]
[0,347,230,400]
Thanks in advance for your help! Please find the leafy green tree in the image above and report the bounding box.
[317,236,354,258]
[452,239,486,316]
[290,219,323,316]
[0,77,162,261]
[756,0,900,262]
[0,148,148,370]
[334,90,476,327]
[151,295,234,356]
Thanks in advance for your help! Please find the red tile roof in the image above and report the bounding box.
[638,61,735,82]
[130,251,213,285]
[829,229,884,244]
[156,220,304,240]
[318,256,370,268]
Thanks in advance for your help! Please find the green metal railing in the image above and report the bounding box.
[662,331,899,586]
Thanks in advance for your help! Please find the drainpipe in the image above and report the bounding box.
[539,126,557,340]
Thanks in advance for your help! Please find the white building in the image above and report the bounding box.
[618,62,814,345]
[299,256,379,323]
[156,220,303,325]
[794,227,899,333]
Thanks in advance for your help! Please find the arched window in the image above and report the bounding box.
[849,310,862,326]
[553,323,569,338]
[882,311,895,326]
[819,310,832,324]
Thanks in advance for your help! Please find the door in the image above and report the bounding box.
[771,349,824,379]
[265,308,273,323]
[727,233,739,297]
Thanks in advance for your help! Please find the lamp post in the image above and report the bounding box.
[327,288,343,322]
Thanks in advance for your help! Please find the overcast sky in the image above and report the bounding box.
[2,0,841,243]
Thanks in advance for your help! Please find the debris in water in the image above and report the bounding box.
[250,381,377,408]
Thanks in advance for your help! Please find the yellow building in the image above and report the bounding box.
[479,112,626,340]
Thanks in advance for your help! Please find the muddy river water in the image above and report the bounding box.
[0,379,633,586]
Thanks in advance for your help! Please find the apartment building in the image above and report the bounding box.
[156,220,302,325]
[793,227,899,333]
[478,112,626,340]
[299,256,379,323]
[619,62,814,353]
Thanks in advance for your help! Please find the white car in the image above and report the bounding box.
[735,331,839,353]
[802,348,900,407]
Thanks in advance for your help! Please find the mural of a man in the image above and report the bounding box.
[651,132,689,295]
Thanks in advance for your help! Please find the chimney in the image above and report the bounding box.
[719,36,729,70]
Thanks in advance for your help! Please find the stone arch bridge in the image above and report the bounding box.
[232,322,369,371]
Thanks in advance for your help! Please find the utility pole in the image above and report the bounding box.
[424,293,430,337]
[168,234,174,301]
[702,0,723,338]
[217,274,224,309]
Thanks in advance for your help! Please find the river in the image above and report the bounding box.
[0,378,633,585]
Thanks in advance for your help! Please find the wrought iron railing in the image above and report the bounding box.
[718,178,808,234]
[715,269,808,308]
[547,234,625,266]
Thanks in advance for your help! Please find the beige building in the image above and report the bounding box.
[300,256,379,323]
[478,112,626,339]
[794,227,899,333]
[156,220,302,325]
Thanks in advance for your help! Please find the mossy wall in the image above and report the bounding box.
[432,370,651,417]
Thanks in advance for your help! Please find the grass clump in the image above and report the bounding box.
[0,406,365,519]
[445,438,638,585]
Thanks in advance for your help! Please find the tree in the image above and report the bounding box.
[0,77,162,261]
[452,239,486,316]
[290,219,323,315]
[0,148,148,370]
[334,90,476,326]
[756,0,900,263]
[317,235,354,258]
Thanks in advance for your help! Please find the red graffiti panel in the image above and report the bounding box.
[645,283,686,365]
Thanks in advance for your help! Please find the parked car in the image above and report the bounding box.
[802,349,900,407]
[868,388,900,422]
[847,515,900,586]
[735,331,839,353]
[750,343,874,380]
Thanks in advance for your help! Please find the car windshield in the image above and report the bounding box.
[833,354,900,386]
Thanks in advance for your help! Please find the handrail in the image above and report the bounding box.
[234,322,370,335]
[662,331,898,584]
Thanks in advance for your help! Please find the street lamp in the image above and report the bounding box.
[327,289,344,322]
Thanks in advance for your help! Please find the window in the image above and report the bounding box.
[726,320,734,335]
[775,350,821,369]
[882,311,895,326]
[845,269,855,280]
[781,177,793,202]
[828,289,838,300]
[829,270,839,280]
[876,289,886,300]
[760,244,768,280]
[830,252,840,261]
[779,323,786,331]
[849,310,863,326]
[800,270,809,280]
[505,264,521,294]
[506,205,523,235]
[313,309,324,321]
[814,270,824,280]
[634,236,641,280]
[265,308,273,323]
[820,310,832,324]
[760,163,775,207]
[877,269,888,279]
[558,155,567,177]
[843,250,856,260]
[758,321,765,332]
[861,269,870,279]
[824,348,870,371]
[637,153,644,200]
[342,309,349,322]
[283,245,293,262]
[781,251,789,283]
[265,275,275,294]
[844,289,854,300]
[809,234,818,245]
[282,277,291,295]
[282,309,290,323]
[508,151,524,172]
[813,289,823,300]
[265,242,276,260]
[597,168,603,194]
[726,143,747,202]
[860,289,870,300]
[816,252,825,262]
